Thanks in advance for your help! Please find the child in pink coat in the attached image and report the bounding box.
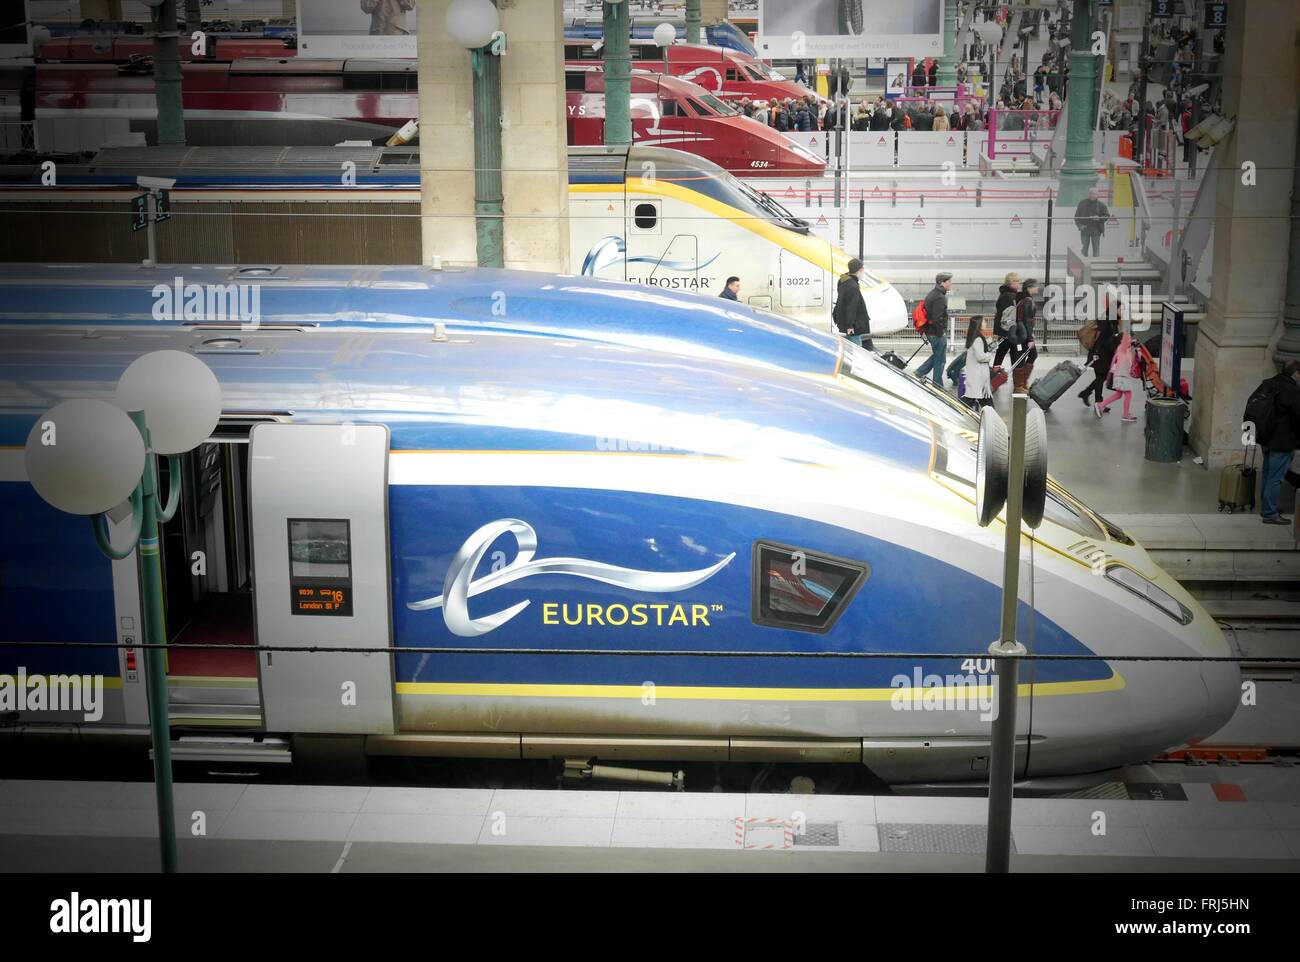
[1095,332,1141,422]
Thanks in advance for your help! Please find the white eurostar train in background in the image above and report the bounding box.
[0,144,909,335]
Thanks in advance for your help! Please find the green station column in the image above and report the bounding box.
[602,1,632,146]
[686,0,702,45]
[1057,0,1099,208]
[936,0,959,85]
[153,0,185,145]
[471,47,504,268]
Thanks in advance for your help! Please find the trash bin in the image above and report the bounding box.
[1144,397,1185,463]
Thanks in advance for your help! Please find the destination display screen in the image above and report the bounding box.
[288,518,354,617]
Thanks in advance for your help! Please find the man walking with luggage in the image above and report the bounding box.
[1254,360,1300,526]
[832,259,872,349]
[1074,187,1109,258]
[1009,278,1041,393]
[915,272,952,388]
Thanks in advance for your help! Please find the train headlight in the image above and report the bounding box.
[1105,565,1193,625]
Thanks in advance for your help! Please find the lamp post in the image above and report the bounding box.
[139,0,185,145]
[24,350,222,873]
[975,19,1002,103]
[974,400,1048,873]
[447,0,505,268]
[602,0,632,146]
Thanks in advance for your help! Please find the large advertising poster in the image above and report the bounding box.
[297,0,418,58]
[757,0,944,59]
[885,61,909,97]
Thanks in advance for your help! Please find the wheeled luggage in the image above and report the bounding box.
[880,341,925,371]
[1217,452,1257,513]
[1028,360,1083,410]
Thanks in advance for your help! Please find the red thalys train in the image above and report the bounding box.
[11,59,826,175]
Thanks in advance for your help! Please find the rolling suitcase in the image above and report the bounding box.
[1028,360,1083,411]
[880,341,925,371]
[1217,450,1257,513]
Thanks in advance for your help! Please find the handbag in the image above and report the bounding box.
[990,366,1008,392]
[1077,320,1100,351]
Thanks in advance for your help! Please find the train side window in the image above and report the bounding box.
[726,67,739,81]
[685,97,712,116]
[632,201,658,230]
[659,98,680,116]
[752,542,868,633]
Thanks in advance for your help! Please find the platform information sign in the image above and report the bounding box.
[1160,301,1184,396]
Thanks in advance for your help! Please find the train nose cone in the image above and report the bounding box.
[1198,658,1242,741]
[1183,594,1241,741]
[862,285,908,334]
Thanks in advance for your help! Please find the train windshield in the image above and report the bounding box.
[695,91,738,115]
[745,61,785,82]
[734,180,808,232]
[840,341,977,430]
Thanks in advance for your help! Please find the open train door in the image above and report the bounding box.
[249,422,395,734]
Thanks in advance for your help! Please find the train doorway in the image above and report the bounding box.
[157,427,261,728]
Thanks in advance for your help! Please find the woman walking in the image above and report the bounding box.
[961,316,995,410]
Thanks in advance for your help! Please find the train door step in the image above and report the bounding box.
[153,736,293,765]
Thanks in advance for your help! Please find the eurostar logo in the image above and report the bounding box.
[408,519,735,637]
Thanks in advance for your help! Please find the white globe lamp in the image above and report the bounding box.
[446,0,501,49]
[975,19,1002,45]
[115,350,222,455]
[25,400,146,516]
[653,22,676,47]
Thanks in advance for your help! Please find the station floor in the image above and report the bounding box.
[900,348,1274,520]
[992,353,1220,516]
[2,779,1298,872]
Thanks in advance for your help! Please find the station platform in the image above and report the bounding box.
[2,779,1298,872]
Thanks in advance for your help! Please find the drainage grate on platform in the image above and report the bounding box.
[792,822,840,847]
[878,822,1016,856]
[1058,781,1131,800]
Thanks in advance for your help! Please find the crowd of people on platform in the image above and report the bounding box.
[732,93,1057,137]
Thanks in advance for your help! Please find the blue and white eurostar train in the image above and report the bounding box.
[0,265,1238,785]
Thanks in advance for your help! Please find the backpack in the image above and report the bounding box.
[995,300,1018,338]
[1077,320,1100,351]
[911,300,928,332]
[1243,378,1279,447]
